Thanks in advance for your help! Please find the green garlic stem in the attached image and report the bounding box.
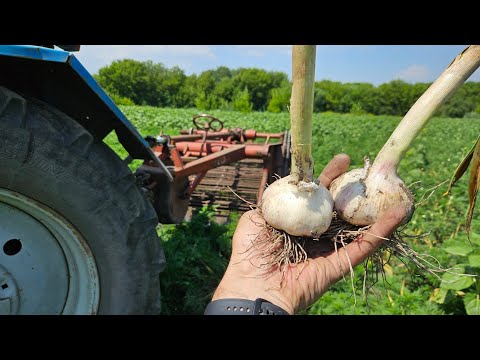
[290,45,316,183]
[372,45,480,174]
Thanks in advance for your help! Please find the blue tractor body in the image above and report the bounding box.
[0,45,157,163]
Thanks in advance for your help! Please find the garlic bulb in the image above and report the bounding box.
[261,175,334,237]
[330,159,414,226]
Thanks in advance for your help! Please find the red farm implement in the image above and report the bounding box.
[136,114,291,223]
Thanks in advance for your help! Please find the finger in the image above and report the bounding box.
[318,153,350,188]
[323,206,406,278]
[232,210,266,250]
[237,210,264,230]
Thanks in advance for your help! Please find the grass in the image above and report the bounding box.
[103,106,480,315]
[157,206,239,314]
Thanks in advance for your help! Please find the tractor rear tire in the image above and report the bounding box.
[0,86,165,314]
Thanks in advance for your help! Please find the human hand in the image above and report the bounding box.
[211,154,406,314]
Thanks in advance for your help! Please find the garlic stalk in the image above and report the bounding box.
[261,45,334,237]
[331,45,480,226]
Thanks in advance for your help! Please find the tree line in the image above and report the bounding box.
[94,59,480,118]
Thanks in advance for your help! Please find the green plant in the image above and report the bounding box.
[232,87,253,113]
[267,84,291,113]
[429,232,480,315]
[350,102,368,115]
[108,92,135,106]
[157,206,239,314]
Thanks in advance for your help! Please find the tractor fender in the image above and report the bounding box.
[0,45,156,162]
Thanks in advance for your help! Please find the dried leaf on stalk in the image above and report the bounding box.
[466,136,480,239]
[443,135,478,196]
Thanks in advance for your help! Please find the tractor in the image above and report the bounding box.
[0,45,290,314]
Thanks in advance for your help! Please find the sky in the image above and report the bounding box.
[74,45,480,85]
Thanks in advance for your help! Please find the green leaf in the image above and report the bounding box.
[464,293,480,315]
[440,269,475,290]
[430,288,449,304]
[442,244,473,256]
[468,254,480,267]
[470,232,480,246]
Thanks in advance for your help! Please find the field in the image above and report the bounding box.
[104,106,480,315]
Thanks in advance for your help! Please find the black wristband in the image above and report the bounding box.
[204,298,290,315]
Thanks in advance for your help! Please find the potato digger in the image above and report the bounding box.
[0,45,290,314]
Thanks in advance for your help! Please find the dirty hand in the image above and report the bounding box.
[210,154,406,315]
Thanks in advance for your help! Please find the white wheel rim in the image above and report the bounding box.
[0,188,99,314]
